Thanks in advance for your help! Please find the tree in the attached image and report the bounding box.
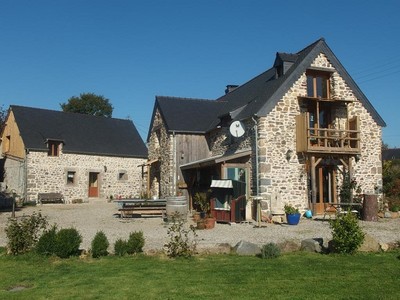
[60,93,113,117]
[0,104,7,133]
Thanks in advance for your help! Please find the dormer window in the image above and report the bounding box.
[47,140,62,156]
[306,70,330,99]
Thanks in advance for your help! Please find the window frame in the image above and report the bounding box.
[306,70,331,99]
[118,171,128,181]
[47,140,62,157]
[66,171,76,185]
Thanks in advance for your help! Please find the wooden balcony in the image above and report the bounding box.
[296,115,360,154]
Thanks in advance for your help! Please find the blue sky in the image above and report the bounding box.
[1,1,399,146]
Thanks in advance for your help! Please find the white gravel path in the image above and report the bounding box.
[1,200,399,253]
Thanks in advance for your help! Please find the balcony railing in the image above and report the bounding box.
[296,114,360,154]
[305,127,360,153]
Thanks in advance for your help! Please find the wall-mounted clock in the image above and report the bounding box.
[229,120,245,138]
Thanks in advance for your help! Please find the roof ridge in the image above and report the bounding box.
[296,37,325,55]
[10,104,131,122]
[156,95,214,102]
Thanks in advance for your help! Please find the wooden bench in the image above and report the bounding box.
[38,193,64,204]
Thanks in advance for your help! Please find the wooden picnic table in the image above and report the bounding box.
[114,199,166,218]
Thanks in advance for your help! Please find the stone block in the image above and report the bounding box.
[271,215,284,223]
[278,240,301,253]
[384,212,392,218]
[233,240,261,256]
[301,238,322,253]
[359,234,380,252]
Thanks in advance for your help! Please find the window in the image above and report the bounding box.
[48,140,62,156]
[118,171,128,181]
[67,171,76,184]
[306,70,330,99]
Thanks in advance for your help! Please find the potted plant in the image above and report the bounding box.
[284,204,301,225]
[193,192,210,219]
[204,210,216,229]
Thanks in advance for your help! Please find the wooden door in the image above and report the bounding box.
[315,166,336,214]
[88,172,99,197]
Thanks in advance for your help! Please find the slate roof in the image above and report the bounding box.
[146,96,227,140]
[10,105,148,158]
[217,38,386,126]
[150,38,386,140]
[382,148,400,161]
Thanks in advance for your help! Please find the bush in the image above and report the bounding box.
[329,212,365,254]
[164,213,197,258]
[261,243,281,259]
[5,212,48,255]
[126,231,145,254]
[55,228,82,258]
[114,238,129,256]
[36,225,58,256]
[91,231,109,258]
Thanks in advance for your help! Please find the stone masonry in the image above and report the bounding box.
[26,150,146,202]
[255,53,383,212]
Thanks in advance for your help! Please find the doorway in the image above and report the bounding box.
[88,172,99,197]
[315,165,337,214]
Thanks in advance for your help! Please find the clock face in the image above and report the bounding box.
[229,121,245,137]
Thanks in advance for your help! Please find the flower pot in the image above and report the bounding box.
[286,213,301,225]
[204,217,216,229]
[197,219,205,230]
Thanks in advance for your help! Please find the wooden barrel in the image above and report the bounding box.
[166,196,188,220]
[361,194,378,221]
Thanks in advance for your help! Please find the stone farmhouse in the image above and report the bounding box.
[147,38,385,220]
[0,105,148,203]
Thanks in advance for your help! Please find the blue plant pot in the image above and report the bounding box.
[286,213,301,225]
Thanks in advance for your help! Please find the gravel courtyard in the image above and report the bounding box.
[1,199,399,253]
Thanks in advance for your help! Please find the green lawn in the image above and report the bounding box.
[0,250,399,299]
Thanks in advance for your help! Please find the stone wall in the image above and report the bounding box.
[255,53,383,212]
[147,108,174,198]
[25,150,146,202]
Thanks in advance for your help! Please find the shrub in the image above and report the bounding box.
[55,228,82,258]
[126,231,145,254]
[261,243,281,259]
[329,212,365,254]
[164,213,197,258]
[5,212,48,255]
[91,231,109,258]
[114,238,128,256]
[36,225,58,256]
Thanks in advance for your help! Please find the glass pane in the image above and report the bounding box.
[307,76,314,97]
[316,77,323,98]
[321,77,328,98]
[227,167,246,182]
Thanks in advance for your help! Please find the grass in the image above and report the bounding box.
[0,248,399,299]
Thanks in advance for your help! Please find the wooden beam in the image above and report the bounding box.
[339,158,348,169]
[311,156,317,214]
